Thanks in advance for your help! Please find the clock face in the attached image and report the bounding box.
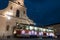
[0,0,9,10]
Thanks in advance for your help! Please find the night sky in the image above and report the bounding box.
[0,0,8,10]
[24,0,60,26]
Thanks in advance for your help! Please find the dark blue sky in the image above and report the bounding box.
[0,0,8,10]
[24,0,60,26]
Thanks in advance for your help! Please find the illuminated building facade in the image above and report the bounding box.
[45,23,60,36]
[13,24,55,38]
[0,0,35,36]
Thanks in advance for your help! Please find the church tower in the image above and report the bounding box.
[8,0,34,24]
[0,0,35,36]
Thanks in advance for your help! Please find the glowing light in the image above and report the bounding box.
[31,30,35,35]
[46,33,49,36]
[48,30,53,31]
[5,15,11,20]
[21,30,25,34]
[30,26,33,30]
[14,30,16,34]
[17,24,19,25]
[43,29,46,31]
[5,11,13,16]
[39,32,43,36]
[35,27,37,30]
[4,11,13,20]
[29,31,31,35]
[49,33,55,36]
[35,31,37,35]
[47,33,55,37]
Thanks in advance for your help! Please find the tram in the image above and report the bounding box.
[13,23,56,38]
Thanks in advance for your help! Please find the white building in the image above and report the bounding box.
[0,0,35,37]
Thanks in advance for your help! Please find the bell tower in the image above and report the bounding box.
[9,0,34,24]
[9,0,26,18]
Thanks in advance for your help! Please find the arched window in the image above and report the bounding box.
[16,10,20,17]
[10,6,13,10]
[6,25,10,31]
[24,10,25,14]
